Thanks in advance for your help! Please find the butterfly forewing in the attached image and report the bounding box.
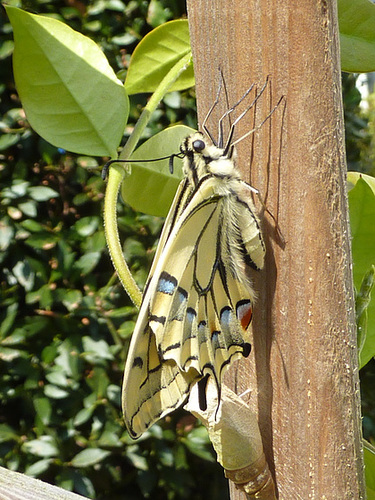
[122,132,265,439]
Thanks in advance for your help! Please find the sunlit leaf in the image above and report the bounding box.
[25,459,53,477]
[6,6,128,157]
[28,186,59,202]
[71,448,110,467]
[125,19,194,94]
[44,384,70,399]
[22,436,59,457]
[339,0,375,72]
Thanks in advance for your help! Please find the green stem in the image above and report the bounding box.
[103,53,192,308]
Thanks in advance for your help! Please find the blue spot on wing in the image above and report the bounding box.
[220,306,231,327]
[178,287,188,302]
[157,271,177,295]
[187,307,197,322]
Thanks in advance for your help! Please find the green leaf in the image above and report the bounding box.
[97,427,122,448]
[25,458,53,477]
[71,448,110,467]
[0,424,18,443]
[6,6,128,157]
[1,180,29,199]
[181,427,215,462]
[156,443,174,467]
[0,220,14,251]
[125,19,194,95]
[174,442,188,469]
[118,320,135,340]
[74,251,101,275]
[339,0,375,72]
[82,337,114,363]
[348,172,375,367]
[55,338,82,379]
[0,346,23,362]
[364,440,375,499]
[106,384,121,405]
[105,306,136,318]
[13,316,50,339]
[73,406,95,426]
[356,266,375,361]
[41,344,58,364]
[45,369,69,387]
[20,219,44,232]
[147,0,173,27]
[33,396,52,426]
[85,367,110,397]
[121,125,195,216]
[0,303,18,337]
[24,232,59,250]
[28,186,59,201]
[44,384,70,399]
[61,289,83,311]
[22,436,59,457]
[126,446,149,471]
[12,260,35,291]
[18,201,37,217]
[74,216,100,237]
[0,133,20,151]
[74,475,95,499]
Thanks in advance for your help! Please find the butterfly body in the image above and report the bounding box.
[122,131,265,439]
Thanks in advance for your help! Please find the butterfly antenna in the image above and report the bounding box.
[202,70,256,148]
[101,153,183,180]
[202,70,224,145]
[217,68,230,148]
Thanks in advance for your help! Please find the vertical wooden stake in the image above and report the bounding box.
[186,0,366,498]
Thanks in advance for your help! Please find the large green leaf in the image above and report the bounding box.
[339,0,375,72]
[348,172,375,367]
[6,6,128,157]
[125,19,194,95]
[121,125,195,217]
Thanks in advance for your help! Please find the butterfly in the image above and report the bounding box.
[122,91,266,439]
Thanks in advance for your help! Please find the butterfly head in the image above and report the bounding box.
[180,132,238,186]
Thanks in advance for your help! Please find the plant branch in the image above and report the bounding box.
[103,53,192,308]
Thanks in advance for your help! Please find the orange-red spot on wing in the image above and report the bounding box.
[236,300,253,330]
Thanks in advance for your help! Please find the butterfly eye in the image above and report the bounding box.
[192,139,205,153]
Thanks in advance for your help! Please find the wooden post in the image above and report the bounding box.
[186,1,366,498]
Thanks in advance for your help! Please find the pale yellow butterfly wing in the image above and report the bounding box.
[122,173,264,438]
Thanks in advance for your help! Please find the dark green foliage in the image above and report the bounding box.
[361,359,375,442]
[342,73,373,174]
[0,1,227,499]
